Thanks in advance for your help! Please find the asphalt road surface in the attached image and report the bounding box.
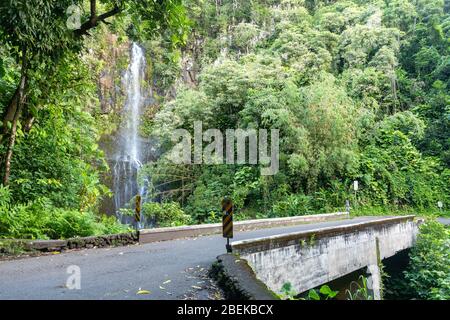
[0,217,406,300]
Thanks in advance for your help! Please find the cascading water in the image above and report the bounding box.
[113,43,148,226]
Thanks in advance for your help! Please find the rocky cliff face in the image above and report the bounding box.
[91,24,207,216]
[97,33,129,115]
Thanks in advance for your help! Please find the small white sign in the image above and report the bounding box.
[438,201,443,209]
[353,181,359,191]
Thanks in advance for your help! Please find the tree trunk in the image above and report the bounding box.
[2,47,28,186]
[0,87,20,144]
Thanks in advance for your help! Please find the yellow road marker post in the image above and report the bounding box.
[222,198,234,253]
[135,195,142,232]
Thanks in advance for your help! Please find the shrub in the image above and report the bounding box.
[0,198,53,239]
[185,180,228,224]
[96,215,131,235]
[0,186,128,240]
[143,202,191,227]
[272,194,313,217]
[46,209,99,239]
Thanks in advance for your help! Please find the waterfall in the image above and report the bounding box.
[113,43,148,226]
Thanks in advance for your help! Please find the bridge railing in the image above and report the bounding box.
[139,212,349,244]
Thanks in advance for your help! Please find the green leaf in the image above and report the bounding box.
[320,285,332,295]
[320,285,339,299]
[308,289,321,300]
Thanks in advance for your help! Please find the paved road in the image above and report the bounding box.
[0,217,395,300]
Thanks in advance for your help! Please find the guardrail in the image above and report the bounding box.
[139,212,349,244]
[232,215,416,255]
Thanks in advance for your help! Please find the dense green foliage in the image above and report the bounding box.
[385,220,450,300]
[404,221,449,299]
[0,186,127,239]
[142,0,449,223]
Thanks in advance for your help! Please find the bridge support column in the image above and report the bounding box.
[366,264,381,300]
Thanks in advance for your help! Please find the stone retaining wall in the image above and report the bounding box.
[1,232,138,255]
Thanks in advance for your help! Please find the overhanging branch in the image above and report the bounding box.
[74,4,121,37]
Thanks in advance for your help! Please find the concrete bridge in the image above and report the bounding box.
[230,216,418,300]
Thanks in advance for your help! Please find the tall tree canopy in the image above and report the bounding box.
[0,0,189,185]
